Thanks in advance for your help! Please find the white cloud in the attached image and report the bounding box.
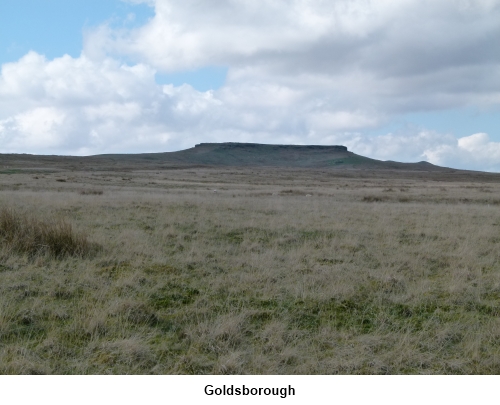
[0,53,178,154]
[87,0,500,121]
[336,130,500,172]
[308,111,380,131]
[426,132,500,171]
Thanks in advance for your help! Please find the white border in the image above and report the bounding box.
[0,375,496,405]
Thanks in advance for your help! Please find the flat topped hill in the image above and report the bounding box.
[95,142,443,170]
[0,142,448,171]
[170,142,353,167]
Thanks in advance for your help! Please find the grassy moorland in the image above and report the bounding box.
[1,158,500,374]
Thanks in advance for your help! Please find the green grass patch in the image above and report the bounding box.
[150,283,200,309]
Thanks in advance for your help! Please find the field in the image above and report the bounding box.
[1,162,500,374]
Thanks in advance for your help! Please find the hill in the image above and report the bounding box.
[0,142,446,171]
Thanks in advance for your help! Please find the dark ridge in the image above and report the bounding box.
[195,142,348,152]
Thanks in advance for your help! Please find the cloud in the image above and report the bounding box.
[425,132,500,171]
[93,1,500,106]
[334,130,500,172]
[85,0,500,133]
[0,52,169,154]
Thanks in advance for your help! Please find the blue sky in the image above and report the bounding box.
[369,108,500,140]
[0,0,153,61]
[1,0,500,171]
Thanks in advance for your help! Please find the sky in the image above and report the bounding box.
[1,0,500,171]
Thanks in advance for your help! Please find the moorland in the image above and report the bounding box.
[1,143,500,374]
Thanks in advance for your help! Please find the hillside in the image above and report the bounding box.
[0,142,445,171]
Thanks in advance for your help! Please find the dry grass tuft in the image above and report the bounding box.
[362,195,387,202]
[0,207,97,258]
[79,189,104,196]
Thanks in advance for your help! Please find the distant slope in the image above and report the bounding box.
[93,142,446,170]
[1,142,446,171]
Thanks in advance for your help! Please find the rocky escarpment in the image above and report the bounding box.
[179,142,354,167]
[194,142,348,152]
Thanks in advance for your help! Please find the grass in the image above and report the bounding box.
[79,189,104,196]
[0,207,97,258]
[1,165,500,374]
